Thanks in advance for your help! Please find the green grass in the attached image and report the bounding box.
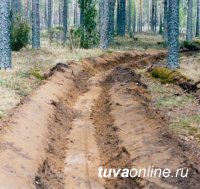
[170,115,200,139]
[148,82,177,94]
[110,34,166,51]
[155,95,195,108]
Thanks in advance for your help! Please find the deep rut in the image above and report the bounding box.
[64,73,104,189]
[36,55,200,189]
[92,65,200,189]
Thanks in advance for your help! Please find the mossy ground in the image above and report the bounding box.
[151,67,188,84]
[142,64,200,143]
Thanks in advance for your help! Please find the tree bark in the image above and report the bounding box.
[100,0,109,49]
[133,0,136,35]
[44,0,48,28]
[32,0,40,49]
[139,0,143,32]
[186,0,193,41]
[0,0,11,69]
[151,0,157,32]
[24,0,30,20]
[59,0,63,26]
[128,0,132,36]
[196,0,200,37]
[48,0,52,30]
[163,0,168,42]
[80,0,84,26]
[63,0,68,44]
[167,0,179,69]
[117,0,126,36]
[11,0,21,16]
[108,0,115,43]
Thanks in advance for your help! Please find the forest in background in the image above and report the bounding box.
[0,0,199,70]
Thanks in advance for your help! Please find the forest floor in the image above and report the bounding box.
[0,34,200,188]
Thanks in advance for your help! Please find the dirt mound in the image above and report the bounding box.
[35,101,74,189]
[105,65,141,83]
[95,65,200,189]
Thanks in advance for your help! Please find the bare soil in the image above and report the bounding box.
[0,51,200,189]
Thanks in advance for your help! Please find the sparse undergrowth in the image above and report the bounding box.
[170,115,200,140]
[0,38,103,118]
[143,68,200,143]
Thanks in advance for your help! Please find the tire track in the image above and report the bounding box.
[64,73,105,189]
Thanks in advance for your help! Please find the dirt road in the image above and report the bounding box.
[0,51,199,189]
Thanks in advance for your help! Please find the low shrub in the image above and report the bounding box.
[11,16,30,51]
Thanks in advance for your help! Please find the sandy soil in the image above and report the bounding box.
[0,51,200,189]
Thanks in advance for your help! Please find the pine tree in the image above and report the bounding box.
[32,0,40,49]
[128,0,132,36]
[100,0,109,49]
[47,0,52,30]
[44,0,48,28]
[163,0,168,42]
[78,0,98,48]
[133,0,136,36]
[186,0,193,41]
[196,0,200,37]
[11,0,21,17]
[63,0,68,44]
[167,0,179,69]
[80,0,84,25]
[117,0,126,36]
[151,0,157,32]
[0,0,11,69]
[108,0,116,43]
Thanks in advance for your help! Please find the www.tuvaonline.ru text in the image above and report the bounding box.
[98,166,189,178]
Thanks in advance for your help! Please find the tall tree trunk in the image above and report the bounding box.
[0,0,11,69]
[133,0,136,35]
[117,0,120,33]
[117,0,126,36]
[44,0,48,28]
[196,0,200,37]
[147,0,150,31]
[63,0,68,43]
[24,0,30,20]
[59,0,63,26]
[167,0,179,69]
[32,0,40,49]
[100,0,109,49]
[186,0,193,41]
[48,0,52,30]
[151,0,157,32]
[163,0,168,42]
[108,0,115,43]
[151,0,155,31]
[11,0,21,22]
[155,0,157,32]
[80,0,84,26]
[128,0,132,36]
[139,0,143,32]
[74,0,78,27]
[11,0,21,15]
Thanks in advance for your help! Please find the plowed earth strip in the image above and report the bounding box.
[0,51,200,189]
